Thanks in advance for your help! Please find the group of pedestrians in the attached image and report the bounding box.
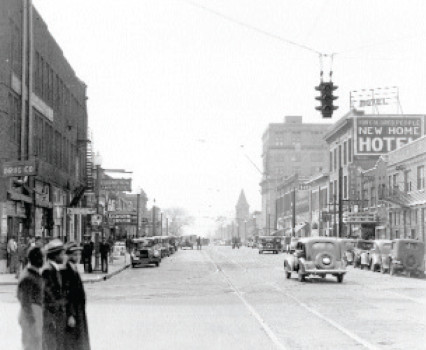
[17,239,90,350]
[7,236,43,278]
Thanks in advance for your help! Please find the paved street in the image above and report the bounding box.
[1,246,426,349]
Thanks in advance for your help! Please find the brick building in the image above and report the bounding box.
[324,110,425,237]
[0,1,89,271]
[260,116,331,233]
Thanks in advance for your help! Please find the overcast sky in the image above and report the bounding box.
[33,0,426,234]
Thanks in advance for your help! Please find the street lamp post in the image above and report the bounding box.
[160,212,163,236]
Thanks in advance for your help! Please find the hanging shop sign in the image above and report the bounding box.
[1,160,37,177]
[354,116,425,155]
[108,212,137,224]
[100,178,132,192]
[67,208,97,215]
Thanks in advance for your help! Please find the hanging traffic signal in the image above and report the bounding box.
[315,82,338,118]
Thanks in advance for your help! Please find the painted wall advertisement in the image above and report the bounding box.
[354,116,424,155]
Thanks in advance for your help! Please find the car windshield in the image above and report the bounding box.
[344,241,355,249]
[261,238,273,242]
[357,241,373,250]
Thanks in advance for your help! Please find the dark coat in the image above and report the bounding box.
[100,242,110,257]
[82,242,93,259]
[62,262,90,350]
[17,266,43,350]
[42,262,67,350]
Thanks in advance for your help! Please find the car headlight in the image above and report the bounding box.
[153,250,160,257]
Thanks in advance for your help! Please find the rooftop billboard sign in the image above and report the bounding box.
[354,116,424,156]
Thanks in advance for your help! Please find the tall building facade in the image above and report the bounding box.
[235,190,249,241]
[0,1,89,271]
[260,116,331,234]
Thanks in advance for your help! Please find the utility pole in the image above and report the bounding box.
[136,193,140,237]
[152,205,156,236]
[333,194,337,237]
[160,212,163,236]
[338,167,343,237]
[292,188,295,236]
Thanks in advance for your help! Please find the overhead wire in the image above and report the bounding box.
[180,0,322,55]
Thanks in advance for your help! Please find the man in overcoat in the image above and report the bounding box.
[17,246,44,350]
[82,237,93,273]
[62,242,91,350]
[42,239,67,350]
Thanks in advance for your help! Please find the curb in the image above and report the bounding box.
[0,264,131,286]
[83,264,130,284]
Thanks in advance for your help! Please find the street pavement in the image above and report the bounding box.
[1,246,426,349]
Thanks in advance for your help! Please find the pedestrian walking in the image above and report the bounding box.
[108,236,114,264]
[42,239,67,350]
[62,242,91,350]
[197,236,202,250]
[82,237,93,273]
[17,246,44,350]
[100,238,110,273]
[7,235,19,275]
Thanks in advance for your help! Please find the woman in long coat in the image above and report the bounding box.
[62,242,90,350]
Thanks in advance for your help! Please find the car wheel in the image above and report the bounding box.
[259,250,263,254]
[337,274,344,283]
[155,262,160,267]
[131,264,135,268]
[298,268,305,282]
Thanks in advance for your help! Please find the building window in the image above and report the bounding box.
[348,138,352,163]
[275,132,285,146]
[417,166,425,190]
[343,141,347,166]
[329,151,333,171]
[370,186,376,207]
[393,174,398,191]
[292,132,301,144]
[333,149,337,171]
[338,145,342,167]
[343,176,348,199]
[404,170,412,192]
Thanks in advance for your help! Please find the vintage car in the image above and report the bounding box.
[388,239,425,277]
[287,237,299,253]
[130,238,161,268]
[339,238,357,265]
[152,236,170,257]
[258,236,282,254]
[284,237,346,282]
[181,237,194,249]
[369,240,392,273]
[160,236,175,255]
[353,239,374,269]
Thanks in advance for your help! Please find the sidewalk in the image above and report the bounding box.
[0,253,131,286]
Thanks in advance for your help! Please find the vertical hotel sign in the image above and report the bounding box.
[354,115,425,155]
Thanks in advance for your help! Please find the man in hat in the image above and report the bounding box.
[42,239,67,350]
[17,246,44,350]
[7,235,18,275]
[82,237,93,273]
[62,242,90,350]
[100,237,110,273]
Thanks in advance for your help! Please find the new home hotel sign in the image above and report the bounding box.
[354,116,425,155]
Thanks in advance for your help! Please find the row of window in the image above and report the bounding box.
[274,130,324,147]
[388,166,425,193]
[329,139,353,172]
[329,176,349,202]
[389,209,423,227]
[33,110,78,175]
[8,93,22,144]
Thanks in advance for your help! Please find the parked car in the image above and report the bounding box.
[284,237,346,283]
[353,239,374,269]
[258,236,282,254]
[369,240,392,273]
[152,236,170,257]
[130,238,161,268]
[339,238,357,265]
[181,238,194,249]
[287,237,299,253]
[388,239,425,277]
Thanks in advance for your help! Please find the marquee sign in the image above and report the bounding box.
[354,116,424,155]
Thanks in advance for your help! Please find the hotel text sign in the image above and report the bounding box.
[354,116,424,155]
